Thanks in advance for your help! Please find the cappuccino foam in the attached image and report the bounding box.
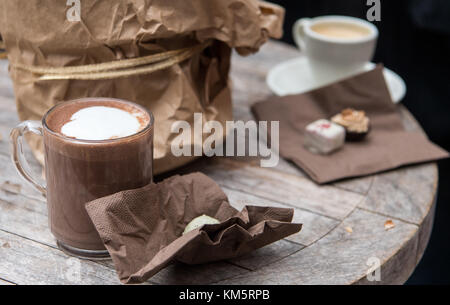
[61,106,146,140]
[311,22,371,39]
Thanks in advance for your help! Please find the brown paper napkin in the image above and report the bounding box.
[252,65,449,184]
[85,172,302,284]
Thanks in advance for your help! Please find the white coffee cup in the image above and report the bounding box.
[292,16,378,83]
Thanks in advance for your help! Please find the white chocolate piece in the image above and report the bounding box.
[304,119,345,154]
[183,215,220,235]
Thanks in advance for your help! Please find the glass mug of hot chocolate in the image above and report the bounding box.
[292,15,379,84]
[10,98,154,259]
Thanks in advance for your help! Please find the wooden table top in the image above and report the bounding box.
[0,40,437,285]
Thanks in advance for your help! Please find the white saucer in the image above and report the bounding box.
[266,57,406,104]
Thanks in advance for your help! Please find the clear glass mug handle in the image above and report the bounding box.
[10,121,46,196]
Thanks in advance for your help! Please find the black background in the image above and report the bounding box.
[269,0,450,284]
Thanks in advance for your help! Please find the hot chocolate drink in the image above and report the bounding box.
[311,22,371,40]
[43,98,153,257]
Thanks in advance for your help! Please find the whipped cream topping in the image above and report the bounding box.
[61,106,146,140]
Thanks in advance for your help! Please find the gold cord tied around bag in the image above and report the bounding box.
[9,41,211,80]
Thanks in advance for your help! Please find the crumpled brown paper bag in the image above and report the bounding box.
[85,172,302,284]
[0,0,284,174]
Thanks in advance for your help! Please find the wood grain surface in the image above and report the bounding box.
[0,40,438,285]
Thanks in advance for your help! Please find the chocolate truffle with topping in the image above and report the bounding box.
[331,108,371,141]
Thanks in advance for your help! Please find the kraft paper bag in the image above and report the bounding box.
[0,0,284,174]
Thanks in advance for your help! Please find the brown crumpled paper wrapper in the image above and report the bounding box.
[85,172,302,284]
[0,0,284,175]
[252,65,449,184]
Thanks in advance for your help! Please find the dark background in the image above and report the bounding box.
[269,0,450,284]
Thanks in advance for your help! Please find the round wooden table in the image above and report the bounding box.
[0,40,437,285]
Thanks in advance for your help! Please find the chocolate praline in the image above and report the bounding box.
[331,109,371,142]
